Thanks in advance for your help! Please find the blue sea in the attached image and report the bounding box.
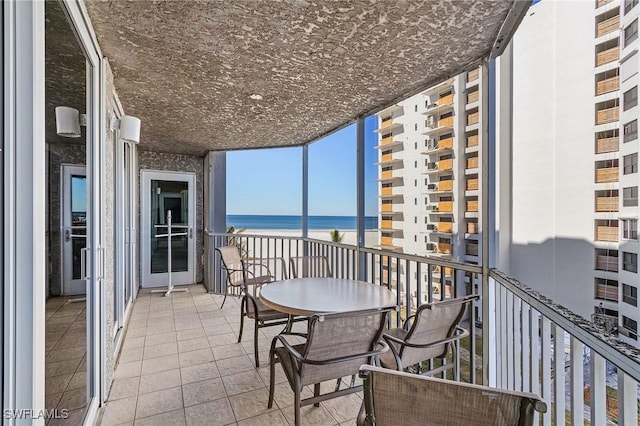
[227,215,378,230]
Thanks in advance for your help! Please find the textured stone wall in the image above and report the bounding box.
[46,142,86,297]
[137,150,205,284]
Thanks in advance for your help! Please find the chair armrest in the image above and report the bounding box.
[402,314,417,331]
[271,334,306,362]
[383,326,469,350]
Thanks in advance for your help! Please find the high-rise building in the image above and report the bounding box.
[375,67,485,305]
[504,0,640,347]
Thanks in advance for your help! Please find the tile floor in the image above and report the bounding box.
[45,296,89,425]
[99,285,362,426]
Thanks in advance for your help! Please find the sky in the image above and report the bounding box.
[226,115,379,216]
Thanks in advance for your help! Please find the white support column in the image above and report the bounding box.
[3,1,47,423]
[204,151,226,293]
[356,118,365,279]
[302,145,309,241]
[553,326,566,426]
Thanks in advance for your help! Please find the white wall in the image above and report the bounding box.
[509,0,596,319]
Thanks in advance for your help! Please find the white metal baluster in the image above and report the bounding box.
[541,317,552,426]
[513,296,522,391]
[521,302,531,393]
[570,338,584,425]
[500,284,508,388]
[530,307,540,425]
[618,369,638,425]
[589,352,606,426]
[554,325,566,426]
[506,289,514,390]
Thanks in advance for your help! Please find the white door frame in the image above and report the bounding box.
[141,170,196,288]
[61,164,87,296]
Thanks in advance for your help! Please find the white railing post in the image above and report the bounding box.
[589,352,607,426]
[618,369,638,425]
[570,338,584,425]
[553,326,566,426]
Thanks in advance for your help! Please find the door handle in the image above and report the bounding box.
[65,229,71,242]
[189,227,193,239]
[80,247,89,280]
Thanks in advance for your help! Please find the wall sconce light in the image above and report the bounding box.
[55,106,86,138]
[110,115,141,144]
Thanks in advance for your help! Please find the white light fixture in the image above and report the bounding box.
[55,106,85,138]
[249,93,263,100]
[110,114,142,144]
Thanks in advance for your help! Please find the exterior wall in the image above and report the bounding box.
[509,1,611,321]
[137,150,205,285]
[46,142,86,297]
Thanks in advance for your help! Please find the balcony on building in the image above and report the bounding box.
[466,68,480,87]
[596,10,620,38]
[423,135,454,154]
[424,94,454,116]
[375,152,403,167]
[466,108,480,127]
[595,130,619,154]
[466,88,480,106]
[423,115,454,136]
[595,219,620,242]
[596,0,615,9]
[595,249,619,272]
[595,41,620,67]
[422,78,454,96]
[595,279,619,303]
[595,159,619,183]
[424,158,454,175]
[466,177,479,192]
[466,132,480,149]
[595,191,619,212]
[595,69,620,96]
[425,179,454,193]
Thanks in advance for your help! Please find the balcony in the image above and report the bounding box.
[466,242,479,256]
[596,255,619,272]
[101,232,640,426]
[376,134,404,150]
[595,166,619,183]
[467,90,479,104]
[422,78,454,96]
[466,156,479,170]
[466,178,479,191]
[467,221,479,234]
[596,225,619,242]
[437,221,453,233]
[597,15,620,38]
[595,283,618,301]
[597,0,614,8]
[596,75,619,95]
[467,68,479,83]
[596,46,619,66]
[595,196,619,212]
[595,135,619,154]
[423,137,453,154]
[466,199,479,212]
[596,106,619,125]
[467,111,480,126]
[438,200,454,212]
[467,134,479,147]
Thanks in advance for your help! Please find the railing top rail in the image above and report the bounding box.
[490,268,640,382]
[205,231,482,274]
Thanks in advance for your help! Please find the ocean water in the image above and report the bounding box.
[227,215,378,230]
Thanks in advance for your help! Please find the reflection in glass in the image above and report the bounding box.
[150,180,189,274]
[71,175,87,279]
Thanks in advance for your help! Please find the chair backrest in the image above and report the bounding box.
[299,308,389,386]
[399,295,477,367]
[216,246,245,288]
[359,365,546,426]
[289,256,332,278]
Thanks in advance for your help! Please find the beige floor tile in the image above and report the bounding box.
[204,323,234,336]
[135,386,184,419]
[184,398,236,426]
[143,341,178,359]
[108,377,140,400]
[228,388,277,421]
[179,348,214,368]
[134,408,186,426]
[320,393,362,424]
[123,336,146,350]
[57,388,87,411]
[175,321,203,332]
[49,407,87,426]
[236,409,288,426]
[182,378,227,407]
[138,368,181,394]
[146,323,176,336]
[101,396,137,425]
[46,374,73,395]
[212,344,247,361]
[269,382,313,409]
[119,346,144,363]
[141,354,180,375]
[180,361,220,385]
[176,328,206,341]
[174,313,200,323]
[281,404,338,426]
[46,358,83,377]
[66,370,86,391]
[114,361,142,379]
[144,331,177,347]
[46,347,86,363]
[46,392,63,410]
[222,370,265,396]
[216,355,255,377]
[178,337,210,353]
[258,365,288,385]
[207,332,238,347]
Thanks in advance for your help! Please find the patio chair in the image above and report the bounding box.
[289,255,332,278]
[380,294,478,376]
[216,246,291,367]
[268,308,391,426]
[357,365,546,426]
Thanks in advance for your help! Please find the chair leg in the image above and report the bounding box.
[294,385,301,426]
[267,350,276,408]
[237,298,245,343]
[220,291,228,309]
[334,377,342,392]
[254,320,260,367]
[313,383,320,407]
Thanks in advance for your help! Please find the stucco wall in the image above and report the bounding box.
[137,150,205,285]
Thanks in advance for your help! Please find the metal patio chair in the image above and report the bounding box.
[216,246,291,367]
[268,308,391,426]
[289,255,332,278]
[380,294,478,376]
[357,365,546,426]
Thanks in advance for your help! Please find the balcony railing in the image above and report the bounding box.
[467,134,479,147]
[595,166,619,183]
[596,255,619,272]
[595,136,619,154]
[466,178,479,191]
[467,68,479,83]
[596,75,620,95]
[206,232,640,425]
[596,225,619,242]
[596,47,619,66]
[467,111,480,126]
[466,156,479,169]
[467,90,479,104]
[596,106,619,125]
[595,196,619,212]
[596,0,614,8]
[596,15,620,38]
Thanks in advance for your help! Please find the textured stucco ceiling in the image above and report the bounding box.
[82,0,524,155]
